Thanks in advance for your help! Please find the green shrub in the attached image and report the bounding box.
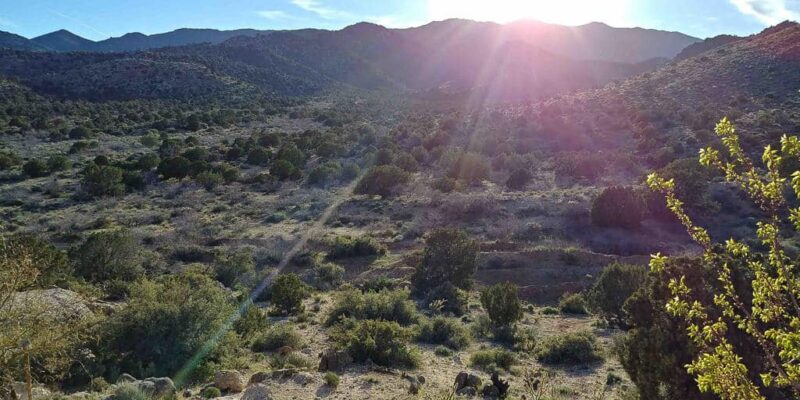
[395,152,419,172]
[214,249,255,288]
[89,376,109,392]
[332,319,420,368]
[591,186,644,229]
[480,283,523,328]
[195,171,223,190]
[140,131,160,147]
[434,345,453,357]
[541,307,559,315]
[23,159,49,178]
[137,153,160,171]
[123,171,146,191]
[314,262,345,290]
[200,387,221,399]
[269,273,309,315]
[69,126,93,139]
[93,155,109,166]
[276,145,306,167]
[252,323,304,352]
[469,348,516,371]
[246,147,271,166]
[271,352,314,369]
[270,159,301,181]
[558,293,588,315]
[535,331,602,365]
[6,234,71,289]
[412,229,478,292]
[447,152,489,185]
[340,162,360,181]
[0,150,21,170]
[425,282,469,316]
[46,155,71,172]
[431,176,463,193]
[113,384,149,400]
[327,288,418,326]
[554,151,605,182]
[587,263,647,327]
[323,372,340,388]
[327,235,386,259]
[182,147,208,162]
[81,164,124,197]
[234,305,269,338]
[213,162,240,183]
[416,316,471,350]
[506,168,531,190]
[71,230,143,283]
[157,156,191,179]
[354,165,409,197]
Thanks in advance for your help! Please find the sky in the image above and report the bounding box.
[0,0,797,41]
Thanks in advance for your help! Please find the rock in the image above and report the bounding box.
[8,288,93,321]
[134,380,156,396]
[482,384,500,399]
[490,372,509,398]
[456,386,477,397]
[117,373,137,384]
[408,379,421,395]
[417,375,426,385]
[183,389,193,397]
[276,346,293,357]
[454,372,481,391]
[214,370,245,393]
[292,372,315,386]
[241,384,272,400]
[66,391,91,400]
[144,377,176,398]
[248,372,271,385]
[318,349,353,372]
[270,368,298,380]
[12,382,51,400]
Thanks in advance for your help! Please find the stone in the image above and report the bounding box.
[454,372,481,391]
[270,368,298,379]
[241,384,272,400]
[214,370,245,393]
[134,380,156,396]
[183,389,193,397]
[482,385,500,399]
[292,372,315,386]
[276,346,293,357]
[144,377,176,398]
[248,371,271,385]
[117,373,137,384]
[456,386,477,397]
[317,349,353,372]
[416,375,426,385]
[12,382,51,400]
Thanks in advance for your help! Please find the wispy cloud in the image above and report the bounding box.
[257,10,290,20]
[0,15,18,30]
[46,8,108,38]
[290,0,352,19]
[729,0,800,25]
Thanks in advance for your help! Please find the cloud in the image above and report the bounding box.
[257,10,290,20]
[290,0,352,19]
[729,0,800,25]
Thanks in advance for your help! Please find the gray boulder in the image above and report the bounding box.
[241,384,272,400]
[214,370,245,393]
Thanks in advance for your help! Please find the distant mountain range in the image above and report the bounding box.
[0,19,699,63]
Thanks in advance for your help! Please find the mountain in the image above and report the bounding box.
[674,34,743,61]
[32,29,95,52]
[91,28,268,52]
[399,19,700,63]
[0,30,47,51]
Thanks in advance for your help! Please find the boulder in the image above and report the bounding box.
[241,384,272,400]
[317,349,352,372]
[12,382,51,400]
[214,370,245,393]
[482,384,500,399]
[117,373,137,384]
[291,372,315,386]
[248,372,270,386]
[144,377,176,398]
[269,369,298,380]
[454,372,481,392]
[456,386,477,397]
[134,380,156,396]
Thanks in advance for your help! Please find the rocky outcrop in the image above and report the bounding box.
[214,370,245,393]
[317,349,352,372]
[454,372,482,396]
[241,384,271,400]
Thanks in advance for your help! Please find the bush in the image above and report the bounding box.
[558,293,588,315]
[395,152,419,172]
[157,156,191,179]
[554,152,605,182]
[425,282,469,316]
[340,162,360,181]
[47,155,71,173]
[0,150,21,170]
[234,305,269,338]
[269,273,309,315]
[541,307,559,315]
[323,372,340,388]
[271,352,314,369]
[332,319,420,368]
[587,263,647,327]
[113,384,149,400]
[99,271,239,381]
[591,186,644,229]
[23,159,49,178]
[314,262,345,290]
[469,348,516,371]
[434,345,453,357]
[535,331,602,364]
[327,288,418,326]
[270,159,301,181]
[506,168,531,190]
[327,235,386,259]
[140,131,160,147]
[214,249,255,288]
[416,316,471,350]
[276,144,306,167]
[431,177,463,193]
[71,230,143,283]
[412,229,478,292]
[137,153,160,170]
[6,234,71,289]
[200,387,221,399]
[252,323,304,352]
[354,166,409,197]
[307,165,337,186]
[480,283,523,328]
[195,171,223,190]
[89,376,109,393]
[447,152,490,185]
[81,164,124,197]
[246,147,271,166]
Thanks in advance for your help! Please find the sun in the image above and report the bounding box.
[427,0,632,27]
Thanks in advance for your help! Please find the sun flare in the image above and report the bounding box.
[428,0,632,26]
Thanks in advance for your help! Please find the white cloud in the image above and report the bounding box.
[257,10,290,20]
[729,0,800,25]
[291,0,352,20]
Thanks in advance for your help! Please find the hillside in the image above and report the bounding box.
[32,29,95,52]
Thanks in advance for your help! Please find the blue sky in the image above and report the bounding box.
[0,0,797,40]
